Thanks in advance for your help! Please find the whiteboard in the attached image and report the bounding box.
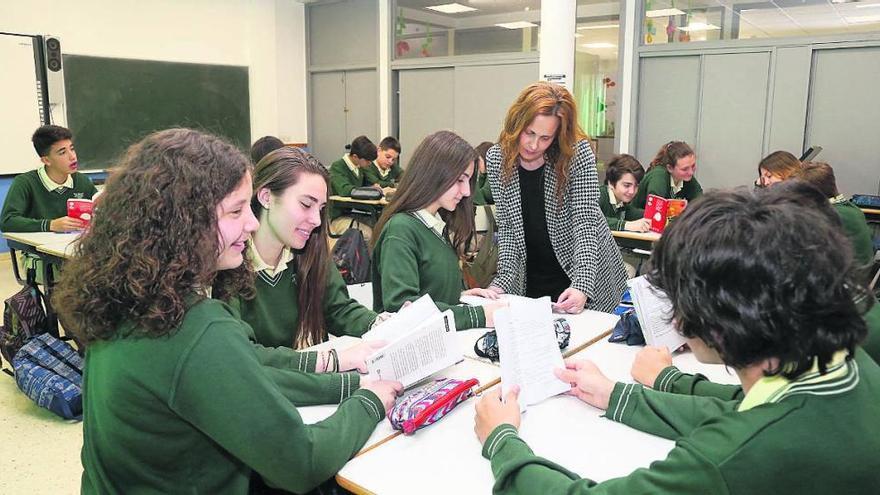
[0,34,43,175]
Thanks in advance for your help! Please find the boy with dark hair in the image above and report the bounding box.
[1,125,98,232]
[599,154,650,232]
[363,136,403,190]
[474,187,880,494]
[250,135,284,164]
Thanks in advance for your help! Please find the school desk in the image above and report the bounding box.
[329,195,390,236]
[611,230,661,252]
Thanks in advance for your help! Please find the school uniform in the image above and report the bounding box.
[363,161,403,189]
[632,166,703,210]
[473,172,494,205]
[80,298,382,494]
[372,211,485,330]
[0,167,97,232]
[231,243,377,350]
[483,349,880,494]
[830,195,874,268]
[329,154,367,219]
[599,185,644,231]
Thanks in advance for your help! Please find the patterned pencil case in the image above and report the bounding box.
[388,377,479,435]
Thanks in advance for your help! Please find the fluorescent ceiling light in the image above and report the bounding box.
[679,22,721,32]
[574,33,583,38]
[582,42,617,49]
[846,14,880,22]
[426,3,478,14]
[577,23,619,30]
[646,8,685,17]
[496,21,538,29]
[856,2,880,8]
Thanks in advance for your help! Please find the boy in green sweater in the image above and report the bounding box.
[474,187,880,494]
[599,154,650,232]
[329,135,376,218]
[363,136,403,190]
[632,141,702,209]
[1,125,97,232]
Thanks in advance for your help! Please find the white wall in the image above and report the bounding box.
[0,0,308,143]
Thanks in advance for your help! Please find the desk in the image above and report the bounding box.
[336,339,739,494]
[328,195,389,237]
[861,207,880,223]
[611,230,660,252]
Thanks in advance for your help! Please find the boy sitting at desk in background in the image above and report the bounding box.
[1,125,98,233]
[600,154,650,233]
[329,135,378,238]
[363,136,403,195]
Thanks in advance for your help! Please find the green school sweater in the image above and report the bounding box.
[329,158,366,219]
[0,169,97,232]
[599,185,644,231]
[233,260,378,349]
[632,166,702,210]
[372,212,486,330]
[833,200,874,268]
[473,172,494,205]
[363,162,403,189]
[80,298,382,495]
[483,349,880,494]
[651,301,880,401]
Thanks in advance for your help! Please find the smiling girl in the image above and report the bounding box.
[633,140,703,209]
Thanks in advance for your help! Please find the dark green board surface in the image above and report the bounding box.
[63,55,250,170]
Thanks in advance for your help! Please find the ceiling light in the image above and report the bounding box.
[426,3,478,14]
[846,14,880,22]
[646,8,685,17]
[855,2,880,8]
[582,42,617,49]
[496,21,538,29]
[577,24,619,30]
[574,33,583,38]
[679,22,721,32]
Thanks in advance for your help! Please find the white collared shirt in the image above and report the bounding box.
[412,209,446,238]
[607,185,621,208]
[373,160,391,178]
[38,166,73,192]
[248,241,294,277]
[343,154,361,178]
[670,175,683,196]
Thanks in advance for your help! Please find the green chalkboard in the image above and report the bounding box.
[63,55,250,170]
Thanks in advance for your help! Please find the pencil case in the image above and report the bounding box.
[388,377,479,434]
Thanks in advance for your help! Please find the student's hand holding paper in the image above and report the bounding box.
[482,301,508,327]
[631,346,673,387]
[50,216,85,232]
[554,287,587,314]
[554,359,615,411]
[474,386,521,445]
[360,378,404,413]
[339,340,387,373]
[625,218,651,233]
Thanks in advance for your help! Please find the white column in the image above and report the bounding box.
[538,0,576,90]
[378,0,392,138]
[616,0,637,153]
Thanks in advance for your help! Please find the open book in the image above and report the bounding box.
[643,194,687,233]
[362,295,462,388]
[627,275,687,351]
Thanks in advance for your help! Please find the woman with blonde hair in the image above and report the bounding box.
[486,81,627,313]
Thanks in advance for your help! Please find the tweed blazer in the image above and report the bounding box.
[486,139,627,312]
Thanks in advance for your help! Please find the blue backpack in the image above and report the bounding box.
[13,333,84,420]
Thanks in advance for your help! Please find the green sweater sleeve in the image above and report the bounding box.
[0,176,49,232]
[654,366,745,401]
[262,366,361,406]
[483,423,727,494]
[170,321,383,493]
[324,263,378,337]
[604,382,739,440]
[329,159,364,196]
[633,169,669,209]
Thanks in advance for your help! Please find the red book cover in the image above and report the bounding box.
[643,195,687,233]
[67,198,94,227]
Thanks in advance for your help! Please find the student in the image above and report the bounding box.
[474,188,880,494]
[329,135,378,237]
[599,154,650,232]
[230,146,383,353]
[794,162,875,270]
[363,136,403,190]
[371,130,504,330]
[1,125,98,232]
[472,141,494,205]
[250,135,284,164]
[487,82,627,313]
[632,140,702,209]
[756,150,800,188]
[54,128,401,494]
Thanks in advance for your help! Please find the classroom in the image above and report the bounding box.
[1,1,879,494]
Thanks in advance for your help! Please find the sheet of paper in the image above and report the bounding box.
[365,310,461,388]
[361,294,440,343]
[627,275,687,350]
[495,297,570,411]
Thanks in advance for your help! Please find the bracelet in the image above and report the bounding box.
[319,351,328,373]
[329,348,339,373]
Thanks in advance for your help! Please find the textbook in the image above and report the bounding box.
[627,275,687,351]
[67,198,93,227]
[363,295,462,388]
[643,194,687,233]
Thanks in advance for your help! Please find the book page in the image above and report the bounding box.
[365,310,461,388]
[362,294,440,343]
[627,275,687,350]
[495,297,570,411]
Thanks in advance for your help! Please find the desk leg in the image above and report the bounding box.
[41,259,60,338]
[8,247,25,286]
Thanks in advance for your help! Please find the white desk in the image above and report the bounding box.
[337,339,740,494]
[3,231,81,248]
[37,236,81,259]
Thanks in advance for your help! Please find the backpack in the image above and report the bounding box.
[463,205,499,289]
[333,227,371,284]
[0,264,49,372]
[13,333,84,420]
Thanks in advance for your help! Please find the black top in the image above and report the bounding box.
[518,165,570,301]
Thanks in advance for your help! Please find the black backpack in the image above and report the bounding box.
[332,228,371,284]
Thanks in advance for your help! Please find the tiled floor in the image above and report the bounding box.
[0,256,83,494]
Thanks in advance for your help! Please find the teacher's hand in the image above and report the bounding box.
[554,287,587,314]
